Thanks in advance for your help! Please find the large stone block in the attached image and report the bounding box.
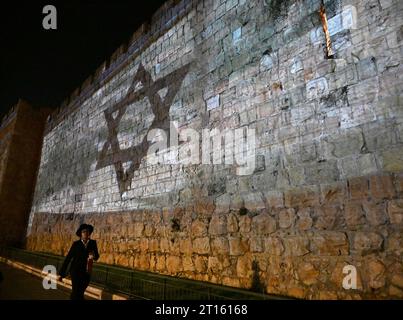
[211,237,229,255]
[353,232,384,254]
[297,262,319,286]
[362,200,388,226]
[166,256,182,274]
[314,206,338,230]
[191,219,208,237]
[251,213,277,234]
[366,259,386,289]
[283,236,310,257]
[236,255,253,278]
[345,202,366,229]
[229,237,249,256]
[279,208,296,229]
[264,237,285,256]
[305,160,340,184]
[387,200,403,224]
[226,213,239,233]
[310,231,349,256]
[296,208,313,231]
[284,186,320,208]
[208,214,227,235]
[381,147,403,172]
[194,255,208,273]
[192,237,211,255]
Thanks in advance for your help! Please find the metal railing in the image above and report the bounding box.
[0,246,288,300]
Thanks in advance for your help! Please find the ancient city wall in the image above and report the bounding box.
[0,100,49,247]
[27,0,403,299]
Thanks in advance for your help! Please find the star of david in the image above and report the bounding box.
[95,63,190,195]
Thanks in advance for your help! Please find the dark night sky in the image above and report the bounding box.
[0,0,167,119]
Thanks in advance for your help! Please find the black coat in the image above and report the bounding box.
[59,239,99,278]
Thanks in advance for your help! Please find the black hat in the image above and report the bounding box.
[76,223,94,237]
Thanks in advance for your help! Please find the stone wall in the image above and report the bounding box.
[0,100,49,247]
[27,0,403,299]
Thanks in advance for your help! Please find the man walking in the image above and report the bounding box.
[58,223,99,300]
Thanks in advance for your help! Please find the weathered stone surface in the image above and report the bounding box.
[328,129,364,158]
[144,224,154,237]
[284,236,310,257]
[139,238,149,252]
[156,255,166,271]
[310,231,349,256]
[264,237,285,256]
[369,175,396,199]
[387,200,403,224]
[391,274,403,289]
[226,213,238,233]
[357,57,377,80]
[191,219,208,237]
[179,238,192,254]
[166,256,182,274]
[345,203,366,229]
[236,255,252,278]
[387,232,403,256]
[139,254,150,270]
[381,147,403,172]
[243,192,266,211]
[0,101,50,248]
[362,200,388,226]
[348,177,369,200]
[229,237,249,256]
[192,237,210,255]
[250,237,264,253]
[252,213,277,234]
[287,287,305,299]
[183,256,194,272]
[222,277,241,288]
[160,238,170,253]
[208,256,222,273]
[396,174,403,194]
[320,182,347,205]
[297,262,319,285]
[211,237,229,255]
[208,215,227,235]
[389,285,403,298]
[305,160,339,184]
[149,239,159,252]
[130,222,144,238]
[296,208,313,231]
[367,259,386,289]
[279,209,296,229]
[264,190,284,208]
[314,206,338,230]
[194,255,208,273]
[238,215,251,233]
[284,186,320,208]
[330,262,347,287]
[353,232,384,254]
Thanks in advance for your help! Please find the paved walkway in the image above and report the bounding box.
[0,262,72,300]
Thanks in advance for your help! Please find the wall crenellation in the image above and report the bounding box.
[46,0,195,135]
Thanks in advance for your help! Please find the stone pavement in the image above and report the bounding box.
[0,261,72,300]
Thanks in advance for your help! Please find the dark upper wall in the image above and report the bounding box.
[0,100,50,247]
